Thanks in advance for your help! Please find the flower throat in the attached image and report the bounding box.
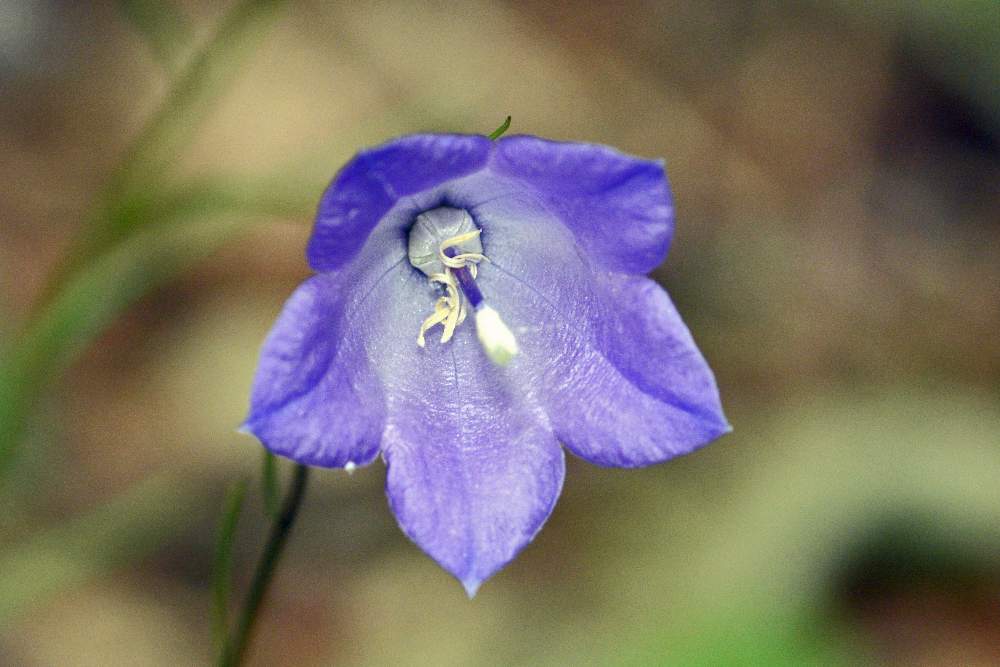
[407,207,518,366]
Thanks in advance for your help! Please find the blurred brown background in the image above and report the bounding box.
[1,1,999,665]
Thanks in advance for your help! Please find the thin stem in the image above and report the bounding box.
[219,463,310,667]
[260,451,279,520]
[42,0,289,302]
[213,478,248,652]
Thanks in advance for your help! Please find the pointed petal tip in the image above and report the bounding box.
[708,412,734,439]
[462,577,483,599]
[691,415,735,452]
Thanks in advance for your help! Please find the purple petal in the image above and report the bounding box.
[492,135,674,273]
[602,274,728,422]
[376,271,565,595]
[307,134,491,272]
[242,254,406,468]
[553,273,731,466]
[472,195,729,467]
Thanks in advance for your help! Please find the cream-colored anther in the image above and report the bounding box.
[409,209,516,362]
[414,226,486,347]
[416,270,469,347]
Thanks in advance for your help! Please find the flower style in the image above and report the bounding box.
[243,133,730,595]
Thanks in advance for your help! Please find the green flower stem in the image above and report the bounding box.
[213,478,249,653]
[261,450,280,520]
[219,463,310,667]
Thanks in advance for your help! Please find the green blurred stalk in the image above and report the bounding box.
[219,463,309,667]
[213,478,249,652]
[117,0,194,75]
[260,450,280,521]
[487,116,512,140]
[0,0,292,478]
[0,180,310,478]
[83,0,289,261]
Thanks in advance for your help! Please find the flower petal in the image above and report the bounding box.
[242,255,405,468]
[377,274,565,595]
[307,134,492,272]
[602,274,729,421]
[492,135,674,273]
[470,196,729,467]
[565,273,732,465]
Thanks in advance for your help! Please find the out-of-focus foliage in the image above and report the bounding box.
[0,0,997,665]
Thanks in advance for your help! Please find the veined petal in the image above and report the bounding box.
[376,271,565,595]
[545,274,731,467]
[308,134,491,272]
[602,274,728,422]
[472,197,729,467]
[242,255,405,468]
[492,135,673,273]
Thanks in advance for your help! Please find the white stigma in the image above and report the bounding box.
[474,305,519,366]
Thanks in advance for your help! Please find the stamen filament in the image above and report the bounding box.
[439,229,487,269]
[413,225,518,365]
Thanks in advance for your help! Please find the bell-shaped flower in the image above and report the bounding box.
[243,134,730,595]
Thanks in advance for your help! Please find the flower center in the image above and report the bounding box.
[408,207,518,365]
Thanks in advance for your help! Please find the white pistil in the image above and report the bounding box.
[474,305,519,366]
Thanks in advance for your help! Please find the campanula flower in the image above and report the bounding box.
[243,133,730,595]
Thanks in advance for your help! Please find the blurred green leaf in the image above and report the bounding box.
[52,0,289,292]
[213,478,249,652]
[838,0,1000,131]
[219,463,310,667]
[0,0,294,476]
[0,179,312,478]
[117,0,193,75]
[0,473,205,625]
[614,609,858,667]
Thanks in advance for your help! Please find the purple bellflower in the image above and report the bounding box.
[243,133,730,596]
